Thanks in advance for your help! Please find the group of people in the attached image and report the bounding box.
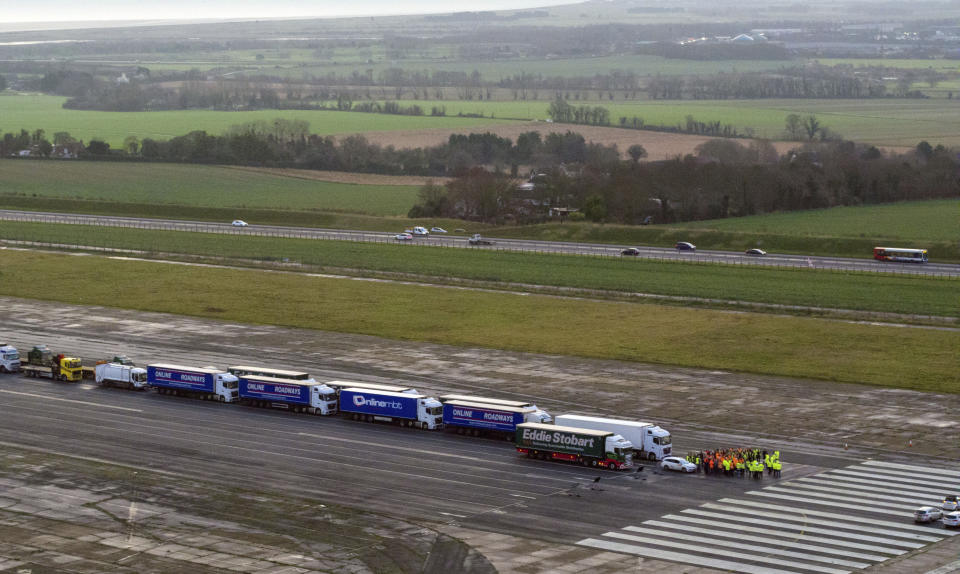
[685,448,782,479]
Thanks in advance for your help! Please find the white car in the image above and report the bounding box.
[942,495,959,511]
[915,506,943,523]
[231,220,248,227]
[660,456,696,473]
[944,511,960,528]
[394,233,413,241]
[745,248,767,256]
[411,226,430,236]
[430,227,447,234]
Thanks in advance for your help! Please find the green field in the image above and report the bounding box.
[1,221,956,318]
[671,199,960,243]
[0,162,418,216]
[0,94,510,148]
[391,98,960,146]
[1,249,956,391]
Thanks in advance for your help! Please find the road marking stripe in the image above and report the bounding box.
[642,520,887,561]
[701,503,943,542]
[663,514,905,555]
[861,461,960,478]
[578,538,801,574]
[747,491,908,517]
[777,482,938,505]
[681,509,923,548]
[599,533,850,574]
[839,466,960,485]
[615,526,870,568]
[801,476,949,498]
[717,497,957,535]
[829,469,960,490]
[758,487,918,512]
[0,389,143,412]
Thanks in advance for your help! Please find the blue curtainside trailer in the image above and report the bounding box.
[339,388,443,429]
[442,400,527,438]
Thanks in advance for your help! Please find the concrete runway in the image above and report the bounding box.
[1,298,957,573]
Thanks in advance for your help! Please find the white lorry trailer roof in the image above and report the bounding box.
[148,363,225,375]
[240,375,327,388]
[341,388,425,399]
[517,422,613,437]
[229,366,311,379]
[555,414,656,428]
[439,394,534,407]
[445,400,534,414]
[327,381,413,393]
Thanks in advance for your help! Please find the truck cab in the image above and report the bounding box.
[605,435,635,470]
[56,355,84,382]
[312,383,339,414]
[0,344,20,373]
[419,397,444,429]
[215,372,239,402]
[642,426,672,460]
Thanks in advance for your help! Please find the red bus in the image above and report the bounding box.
[873,247,928,263]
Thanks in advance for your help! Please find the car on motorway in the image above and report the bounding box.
[621,248,641,256]
[430,227,447,234]
[231,220,248,227]
[942,495,959,511]
[674,241,696,252]
[944,511,960,528]
[745,248,767,256]
[394,233,413,241]
[411,226,430,236]
[659,456,696,473]
[915,506,943,523]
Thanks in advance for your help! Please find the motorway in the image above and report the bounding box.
[2,208,957,277]
[2,301,958,573]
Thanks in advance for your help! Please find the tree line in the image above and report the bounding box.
[4,121,955,227]
[408,139,959,224]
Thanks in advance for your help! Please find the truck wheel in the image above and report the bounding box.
[608,462,617,470]
[590,460,598,467]
[648,453,656,461]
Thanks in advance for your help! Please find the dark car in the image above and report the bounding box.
[675,241,696,252]
[745,248,767,256]
[621,248,641,256]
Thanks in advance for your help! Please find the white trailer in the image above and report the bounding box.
[0,344,20,373]
[554,414,672,461]
[95,363,149,390]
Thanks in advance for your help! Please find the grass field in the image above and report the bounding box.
[1,221,956,317]
[1,249,956,391]
[670,199,960,243]
[8,92,960,148]
[390,98,960,146]
[0,94,510,148]
[0,161,418,216]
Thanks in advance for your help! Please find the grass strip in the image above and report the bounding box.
[0,221,957,318]
[0,249,957,391]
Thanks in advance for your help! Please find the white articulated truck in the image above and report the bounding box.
[95,363,149,390]
[554,414,672,461]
